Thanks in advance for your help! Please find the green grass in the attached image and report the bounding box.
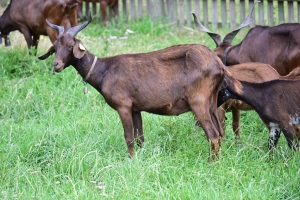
[0,18,299,200]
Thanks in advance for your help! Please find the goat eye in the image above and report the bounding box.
[68,46,73,51]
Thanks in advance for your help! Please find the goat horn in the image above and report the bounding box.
[66,10,92,37]
[222,1,260,44]
[191,12,222,47]
[46,19,65,36]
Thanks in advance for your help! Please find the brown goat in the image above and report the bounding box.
[77,0,118,26]
[192,1,300,76]
[38,11,242,159]
[0,0,78,52]
[219,76,300,150]
[219,63,300,141]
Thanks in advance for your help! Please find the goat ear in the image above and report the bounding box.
[38,46,55,60]
[73,41,86,59]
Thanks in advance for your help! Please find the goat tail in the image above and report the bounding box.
[223,68,243,95]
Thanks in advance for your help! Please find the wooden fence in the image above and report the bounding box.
[83,0,300,29]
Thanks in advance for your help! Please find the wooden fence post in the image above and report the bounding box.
[194,0,200,23]
[92,2,97,16]
[130,0,136,21]
[167,0,177,24]
[85,2,90,18]
[249,0,255,27]
[267,0,274,26]
[203,0,208,27]
[81,0,300,28]
[221,0,227,28]
[298,2,300,23]
[278,1,284,24]
[212,0,218,29]
[288,1,294,23]
[240,0,246,23]
[230,0,235,29]
[179,0,184,25]
[138,0,143,19]
[186,0,192,27]
[148,0,164,21]
[122,0,127,21]
[258,0,264,25]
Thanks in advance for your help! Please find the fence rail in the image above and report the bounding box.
[83,0,300,29]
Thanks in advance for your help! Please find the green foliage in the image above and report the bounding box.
[0,20,299,200]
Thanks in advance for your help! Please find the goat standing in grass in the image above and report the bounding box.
[0,0,78,53]
[219,76,300,150]
[39,11,242,160]
[219,63,300,144]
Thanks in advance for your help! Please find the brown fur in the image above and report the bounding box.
[0,0,78,52]
[39,20,243,159]
[214,24,300,76]
[219,64,300,149]
[220,63,300,140]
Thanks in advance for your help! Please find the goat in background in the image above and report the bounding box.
[0,0,78,53]
[219,63,300,146]
[219,72,300,150]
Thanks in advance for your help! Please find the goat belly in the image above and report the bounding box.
[145,99,190,116]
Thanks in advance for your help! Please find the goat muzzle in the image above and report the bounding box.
[52,60,64,72]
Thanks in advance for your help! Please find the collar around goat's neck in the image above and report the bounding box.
[222,46,232,65]
[83,55,97,83]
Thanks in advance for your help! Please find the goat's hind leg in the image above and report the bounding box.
[190,103,220,160]
[282,124,299,150]
[211,108,223,147]
[132,112,144,148]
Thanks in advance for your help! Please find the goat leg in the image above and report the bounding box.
[281,125,299,150]
[20,26,34,51]
[190,102,220,160]
[118,107,135,157]
[132,112,144,148]
[268,124,281,150]
[100,1,108,26]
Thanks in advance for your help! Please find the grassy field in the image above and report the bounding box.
[0,18,299,200]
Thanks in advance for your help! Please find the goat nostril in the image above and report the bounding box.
[52,62,58,67]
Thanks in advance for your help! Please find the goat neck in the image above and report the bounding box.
[221,80,265,112]
[221,44,241,66]
[0,8,10,33]
[72,50,105,89]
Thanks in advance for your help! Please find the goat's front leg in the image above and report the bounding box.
[217,105,226,137]
[231,108,241,141]
[100,1,108,26]
[118,107,134,157]
[132,112,144,148]
[20,26,35,52]
[32,35,40,55]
